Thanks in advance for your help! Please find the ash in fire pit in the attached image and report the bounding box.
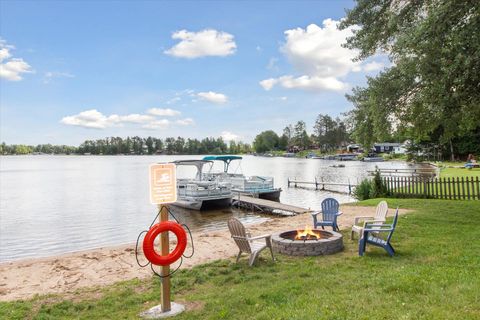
[272,226,343,256]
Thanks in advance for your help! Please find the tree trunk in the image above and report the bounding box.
[450,139,455,162]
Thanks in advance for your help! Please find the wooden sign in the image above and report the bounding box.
[150,163,177,204]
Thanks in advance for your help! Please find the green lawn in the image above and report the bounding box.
[1,199,479,319]
[439,167,480,178]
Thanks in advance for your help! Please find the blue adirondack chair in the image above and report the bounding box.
[358,208,399,256]
[312,198,342,231]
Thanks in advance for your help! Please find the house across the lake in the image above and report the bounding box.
[373,143,402,154]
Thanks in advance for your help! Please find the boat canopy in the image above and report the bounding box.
[202,156,242,161]
[171,160,212,179]
[202,155,242,172]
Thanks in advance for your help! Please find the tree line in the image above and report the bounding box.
[253,115,349,153]
[0,137,252,155]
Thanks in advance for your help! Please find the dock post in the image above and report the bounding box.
[295,177,297,188]
[348,179,351,194]
[287,178,290,188]
[321,177,325,190]
[315,177,318,190]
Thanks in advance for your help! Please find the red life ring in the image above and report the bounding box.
[143,221,187,266]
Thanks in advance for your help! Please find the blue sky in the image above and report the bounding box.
[0,0,386,145]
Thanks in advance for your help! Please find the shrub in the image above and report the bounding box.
[370,168,388,198]
[353,178,373,200]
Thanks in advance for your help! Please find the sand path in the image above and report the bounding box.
[0,205,410,301]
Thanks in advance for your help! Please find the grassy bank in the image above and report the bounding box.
[1,199,479,319]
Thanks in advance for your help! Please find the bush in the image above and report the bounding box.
[353,178,373,200]
[353,169,389,200]
[370,168,388,198]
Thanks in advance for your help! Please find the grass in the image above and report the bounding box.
[439,167,480,178]
[1,199,480,319]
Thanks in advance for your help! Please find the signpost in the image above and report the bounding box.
[141,163,185,318]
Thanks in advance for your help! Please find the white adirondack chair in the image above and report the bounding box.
[227,218,275,266]
[351,201,388,240]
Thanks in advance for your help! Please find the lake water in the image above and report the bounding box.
[0,155,422,261]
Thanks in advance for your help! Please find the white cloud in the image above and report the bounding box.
[109,114,154,124]
[260,78,278,91]
[147,108,181,117]
[197,91,228,104]
[61,109,154,129]
[266,75,347,92]
[259,19,382,93]
[280,96,288,101]
[363,61,384,72]
[0,48,11,62]
[142,119,170,130]
[176,118,195,126]
[164,29,236,59]
[221,131,240,142]
[60,109,111,129]
[0,39,33,81]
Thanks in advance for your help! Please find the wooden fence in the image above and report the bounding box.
[384,176,480,200]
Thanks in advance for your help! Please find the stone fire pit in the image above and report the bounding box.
[272,228,343,256]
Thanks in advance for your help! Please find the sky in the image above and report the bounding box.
[0,0,387,145]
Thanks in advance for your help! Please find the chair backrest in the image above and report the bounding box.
[386,208,399,243]
[375,201,388,221]
[228,218,252,253]
[321,198,340,222]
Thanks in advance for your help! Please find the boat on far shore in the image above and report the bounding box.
[362,153,385,162]
[172,160,232,210]
[203,155,282,201]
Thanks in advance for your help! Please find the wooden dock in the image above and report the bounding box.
[288,177,357,194]
[231,194,311,216]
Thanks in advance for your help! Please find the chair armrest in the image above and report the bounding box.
[248,234,271,241]
[364,227,393,233]
[362,219,386,228]
[363,223,393,232]
[354,216,374,224]
[311,211,320,216]
[365,223,392,228]
[336,211,343,216]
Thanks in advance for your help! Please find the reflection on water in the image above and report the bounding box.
[0,155,425,261]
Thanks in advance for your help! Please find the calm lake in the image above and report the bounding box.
[0,155,421,261]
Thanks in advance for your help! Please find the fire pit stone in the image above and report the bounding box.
[272,228,343,256]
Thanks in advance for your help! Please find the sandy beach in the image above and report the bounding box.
[0,205,410,301]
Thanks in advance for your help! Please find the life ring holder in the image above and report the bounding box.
[143,221,187,266]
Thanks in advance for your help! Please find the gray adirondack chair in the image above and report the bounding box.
[312,198,342,231]
[358,208,399,256]
[351,200,388,240]
[227,218,275,266]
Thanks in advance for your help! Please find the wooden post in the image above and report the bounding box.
[448,177,452,200]
[159,205,171,313]
[466,177,470,200]
[475,177,480,200]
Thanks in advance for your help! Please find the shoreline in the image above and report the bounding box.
[0,205,411,302]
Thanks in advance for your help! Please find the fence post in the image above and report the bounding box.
[476,177,480,200]
[439,177,443,199]
[423,178,427,198]
[453,177,457,200]
[448,177,452,200]
[466,177,470,200]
